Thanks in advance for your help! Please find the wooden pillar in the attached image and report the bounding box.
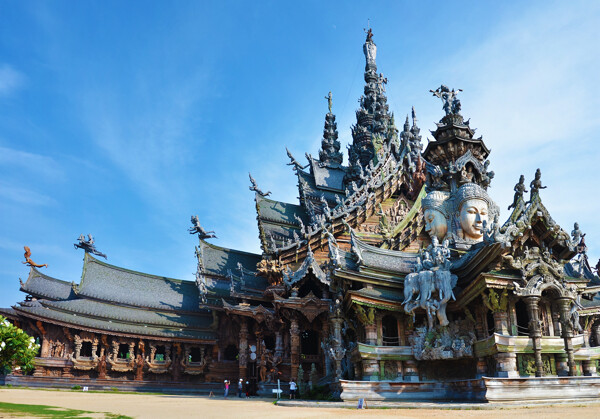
[493,311,510,335]
[238,318,248,381]
[583,360,598,376]
[290,318,300,379]
[592,322,600,347]
[476,357,488,378]
[331,317,344,379]
[551,309,562,337]
[365,322,377,345]
[557,298,576,376]
[525,296,544,377]
[494,352,518,377]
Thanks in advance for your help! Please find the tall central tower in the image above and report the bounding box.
[346,30,398,184]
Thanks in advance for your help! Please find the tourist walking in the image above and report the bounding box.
[289,379,297,399]
[238,378,243,398]
[224,379,230,398]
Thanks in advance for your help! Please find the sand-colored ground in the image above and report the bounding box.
[0,388,599,419]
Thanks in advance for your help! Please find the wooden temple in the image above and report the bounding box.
[2,30,600,401]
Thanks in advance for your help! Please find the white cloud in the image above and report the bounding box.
[0,64,25,96]
[0,145,64,181]
[0,181,57,207]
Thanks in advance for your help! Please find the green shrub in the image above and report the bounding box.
[0,316,40,374]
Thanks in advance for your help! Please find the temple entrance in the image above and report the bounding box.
[301,330,319,355]
[382,315,399,346]
[515,299,529,336]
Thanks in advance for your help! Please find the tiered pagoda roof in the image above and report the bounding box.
[10,254,217,342]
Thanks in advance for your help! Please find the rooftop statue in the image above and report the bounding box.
[363,28,376,66]
[248,172,271,197]
[285,148,308,171]
[325,91,333,113]
[74,234,107,259]
[571,222,586,246]
[430,85,462,116]
[188,215,217,240]
[526,168,546,203]
[422,190,450,242]
[507,175,528,211]
[22,245,48,268]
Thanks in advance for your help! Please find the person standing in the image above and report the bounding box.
[224,380,229,398]
[289,379,297,399]
[238,378,243,398]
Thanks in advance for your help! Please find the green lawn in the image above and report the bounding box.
[0,402,132,418]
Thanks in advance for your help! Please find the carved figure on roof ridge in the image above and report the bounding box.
[188,215,217,239]
[508,175,528,211]
[22,246,48,268]
[74,234,107,259]
[286,148,308,171]
[526,168,546,204]
[249,172,271,197]
[571,222,585,247]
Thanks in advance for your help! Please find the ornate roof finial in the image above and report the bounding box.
[363,28,376,66]
[248,172,271,197]
[430,85,463,116]
[325,91,332,113]
[319,93,343,168]
[286,147,308,172]
[74,234,107,259]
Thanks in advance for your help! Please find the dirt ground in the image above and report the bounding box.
[1,388,599,419]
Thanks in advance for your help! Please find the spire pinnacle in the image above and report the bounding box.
[319,92,342,168]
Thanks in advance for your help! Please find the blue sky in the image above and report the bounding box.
[1,1,599,308]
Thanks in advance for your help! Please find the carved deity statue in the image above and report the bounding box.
[422,190,450,241]
[527,168,546,203]
[508,175,528,211]
[430,85,462,116]
[363,29,377,65]
[454,183,497,243]
[571,222,586,247]
[325,91,332,113]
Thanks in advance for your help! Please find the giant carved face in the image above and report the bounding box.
[424,208,447,241]
[459,198,488,241]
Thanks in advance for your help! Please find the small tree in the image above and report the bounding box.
[0,315,40,374]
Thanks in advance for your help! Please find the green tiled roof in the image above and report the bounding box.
[78,254,200,312]
[20,268,75,301]
[41,299,212,329]
[256,195,308,226]
[199,241,262,278]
